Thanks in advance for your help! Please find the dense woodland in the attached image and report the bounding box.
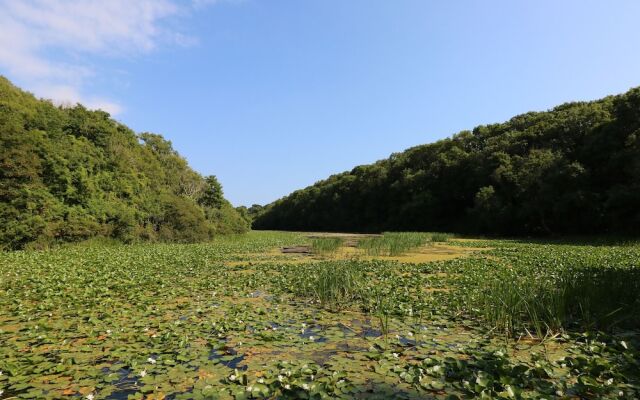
[0,77,248,250]
[254,87,640,235]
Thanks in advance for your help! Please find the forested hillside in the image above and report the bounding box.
[254,87,640,235]
[0,77,248,250]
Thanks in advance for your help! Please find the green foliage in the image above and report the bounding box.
[255,87,640,236]
[358,232,430,256]
[310,237,343,255]
[430,232,452,242]
[310,262,364,310]
[469,244,640,337]
[235,204,267,226]
[198,175,225,209]
[0,76,248,249]
[0,233,638,398]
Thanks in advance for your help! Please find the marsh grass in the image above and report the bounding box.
[430,232,453,242]
[311,237,344,256]
[358,232,431,256]
[310,262,365,310]
[474,262,640,337]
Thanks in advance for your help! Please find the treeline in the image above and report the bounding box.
[0,77,248,250]
[254,87,640,236]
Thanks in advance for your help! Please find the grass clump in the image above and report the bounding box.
[470,245,640,337]
[279,261,367,311]
[358,232,430,256]
[311,262,364,310]
[430,232,453,242]
[311,237,344,255]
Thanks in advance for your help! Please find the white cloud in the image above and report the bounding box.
[0,0,217,115]
[36,84,124,115]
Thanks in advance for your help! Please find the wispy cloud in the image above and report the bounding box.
[0,0,217,115]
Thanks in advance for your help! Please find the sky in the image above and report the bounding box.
[1,1,640,206]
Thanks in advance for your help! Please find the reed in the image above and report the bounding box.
[358,232,431,256]
[472,259,640,337]
[311,237,344,255]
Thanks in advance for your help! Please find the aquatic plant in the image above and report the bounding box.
[310,237,344,256]
[357,232,431,256]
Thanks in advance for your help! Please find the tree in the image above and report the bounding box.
[199,175,225,209]
[0,76,248,249]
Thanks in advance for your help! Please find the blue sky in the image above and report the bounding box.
[1,1,640,206]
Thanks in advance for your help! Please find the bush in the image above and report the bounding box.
[158,194,212,243]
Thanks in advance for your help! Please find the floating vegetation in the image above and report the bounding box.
[0,232,638,399]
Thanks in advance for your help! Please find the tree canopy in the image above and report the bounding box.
[0,77,248,250]
[254,87,640,236]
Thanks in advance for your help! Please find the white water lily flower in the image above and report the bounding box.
[286,370,291,377]
[407,332,413,337]
[619,391,624,396]
[309,336,314,341]
[301,328,305,334]
[302,383,309,390]
[0,370,3,375]
[277,375,284,382]
[392,353,399,358]
[338,379,345,384]
[257,378,265,384]
[140,370,147,377]
[621,341,628,349]
[284,384,291,389]
[246,386,253,392]
[229,374,237,381]
[395,334,400,340]
[85,394,94,400]
[106,330,112,334]
[606,378,614,385]
[147,357,156,364]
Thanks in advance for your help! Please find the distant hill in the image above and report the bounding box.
[254,88,640,235]
[0,77,248,250]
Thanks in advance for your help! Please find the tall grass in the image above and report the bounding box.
[310,262,364,310]
[430,232,453,242]
[358,232,431,256]
[471,256,640,337]
[311,237,344,255]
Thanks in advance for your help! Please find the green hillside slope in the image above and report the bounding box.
[0,77,248,250]
[254,88,640,235]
